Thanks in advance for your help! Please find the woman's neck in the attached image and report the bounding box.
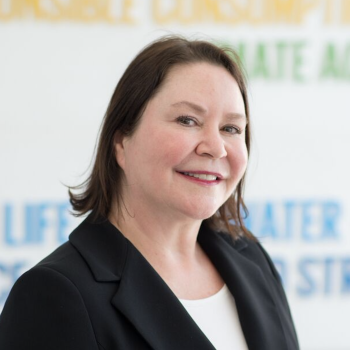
[109,204,202,262]
[108,205,224,300]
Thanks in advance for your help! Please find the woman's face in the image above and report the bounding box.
[115,62,248,222]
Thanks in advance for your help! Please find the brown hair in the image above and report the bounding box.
[69,35,254,240]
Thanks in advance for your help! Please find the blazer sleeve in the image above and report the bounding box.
[256,241,300,349]
[256,242,293,309]
[0,266,100,350]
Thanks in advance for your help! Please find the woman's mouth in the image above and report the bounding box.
[181,172,218,181]
[176,171,223,184]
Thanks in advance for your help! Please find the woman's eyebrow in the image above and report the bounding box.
[171,100,207,114]
[226,113,247,122]
[171,100,246,121]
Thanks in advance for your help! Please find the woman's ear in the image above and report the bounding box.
[114,132,126,170]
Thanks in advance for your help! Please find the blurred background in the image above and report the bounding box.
[0,1,349,349]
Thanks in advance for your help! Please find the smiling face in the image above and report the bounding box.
[115,62,248,223]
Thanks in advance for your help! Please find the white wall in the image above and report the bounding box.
[1,1,350,349]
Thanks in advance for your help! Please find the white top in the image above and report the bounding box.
[179,284,249,350]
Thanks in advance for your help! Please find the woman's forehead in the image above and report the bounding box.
[158,63,239,97]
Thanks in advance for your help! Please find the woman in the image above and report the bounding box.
[0,36,299,350]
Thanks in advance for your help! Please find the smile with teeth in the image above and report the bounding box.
[182,172,218,181]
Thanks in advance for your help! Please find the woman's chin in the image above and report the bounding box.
[177,201,220,221]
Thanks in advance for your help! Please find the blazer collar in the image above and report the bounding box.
[70,217,215,349]
[70,216,126,282]
[69,217,247,283]
[70,217,287,350]
[198,223,288,350]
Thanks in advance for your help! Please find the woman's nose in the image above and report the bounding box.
[195,129,227,159]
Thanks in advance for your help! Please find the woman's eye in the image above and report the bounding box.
[177,116,196,126]
[222,125,241,134]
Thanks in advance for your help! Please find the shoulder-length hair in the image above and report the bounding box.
[69,35,254,240]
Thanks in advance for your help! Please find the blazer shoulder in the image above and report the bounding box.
[215,231,283,283]
[37,240,82,269]
[216,230,258,252]
[0,265,99,350]
[35,240,97,285]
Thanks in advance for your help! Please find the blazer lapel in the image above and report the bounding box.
[70,217,215,350]
[111,242,215,350]
[198,223,288,350]
[70,217,289,350]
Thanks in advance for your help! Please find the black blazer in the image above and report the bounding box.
[0,217,299,350]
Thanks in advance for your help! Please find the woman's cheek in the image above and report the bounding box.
[158,132,194,163]
[228,142,248,174]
